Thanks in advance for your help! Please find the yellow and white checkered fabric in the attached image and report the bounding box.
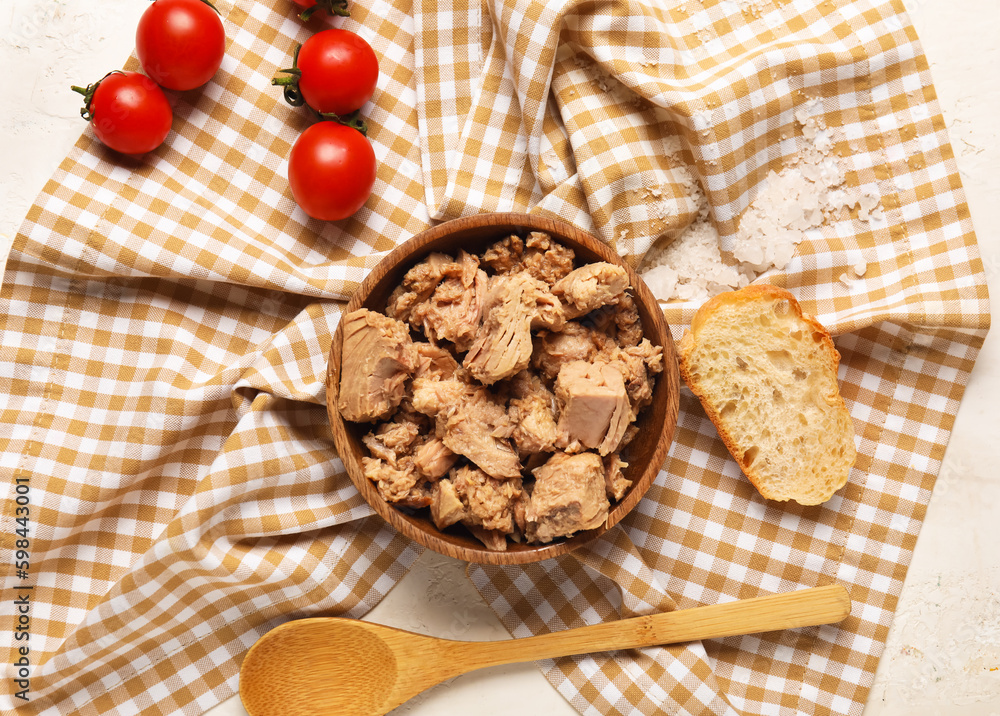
[0,0,988,714]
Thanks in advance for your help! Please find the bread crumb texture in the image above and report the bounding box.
[679,285,857,505]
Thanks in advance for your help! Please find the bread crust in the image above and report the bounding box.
[678,284,855,505]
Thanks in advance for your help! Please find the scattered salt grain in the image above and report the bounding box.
[838,261,868,288]
[571,55,643,108]
[640,97,884,304]
[541,149,561,171]
[737,0,769,15]
[639,170,749,304]
[858,194,879,221]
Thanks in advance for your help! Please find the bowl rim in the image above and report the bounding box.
[326,212,680,565]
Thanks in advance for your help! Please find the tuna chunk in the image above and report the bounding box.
[439,404,520,479]
[481,231,575,287]
[337,309,416,423]
[507,370,558,455]
[412,343,463,382]
[362,456,431,508]
[451,466,524,533]
[431,467,525,551]
[525,452,610,543]
[626,337,664,374]
[411,250,488,351]
[386,253,454,323]
[362,419,421,465]
[410,377,469,418]
[597,338,665,414]
[413,437,458,479]
[521,231,576,286]
[552,262,629,319]
[588,291,643,348]
[532,321,610,381]
[482,234,524,274]
[613,292,643,347]
[467,525,508,552]
[359,417,434,507]
[411,378,521,479]
[603,453,632,501]
[431,478,465,529]
[554,360,631,456]
[464,273,565,385]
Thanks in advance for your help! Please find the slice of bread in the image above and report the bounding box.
[678,285,856,505]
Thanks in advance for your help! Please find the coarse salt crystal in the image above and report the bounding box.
[640,96,884,304]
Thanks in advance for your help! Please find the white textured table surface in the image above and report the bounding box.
[1,1,997,714]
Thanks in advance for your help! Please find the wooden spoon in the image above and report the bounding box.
[239,583,849,716]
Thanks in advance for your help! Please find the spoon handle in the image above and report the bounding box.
[458,584,849,669]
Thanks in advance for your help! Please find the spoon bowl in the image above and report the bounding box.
[239,584,850,716]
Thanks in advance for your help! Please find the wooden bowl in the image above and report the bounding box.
[326,213,680,565]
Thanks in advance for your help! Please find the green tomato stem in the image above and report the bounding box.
[319,110,368,136]
[273,44,306,108]
[70,71,124,122]
[271,71,301,85]
[299,0,350,21]
[282,86,305,107]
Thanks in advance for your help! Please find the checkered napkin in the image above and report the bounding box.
[0,0,989,714]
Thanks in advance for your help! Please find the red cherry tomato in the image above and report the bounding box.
[72,71,173,155]
[136,0,226,91]
[275,28,378,116]
[288,122,376,221]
